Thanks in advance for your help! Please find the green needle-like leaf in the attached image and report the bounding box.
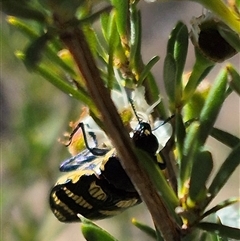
[31,62,99,118]
[167,22,185,55]
[129,4,141,73]
[227,64,240,96]
[2,0,46,22]
[180,69,228,193]
[202,198,240,219]
[8,17,75,75]
[208,143,240,201]
[135,149,180,224]
[138,56,160,86]
[197,68,228,144]
[107,14,121,88]
[183,48,214,103]
[175,112,186,167]
[197,222,240,240]
[179,121,200,194]
[110,0,128,41]
[132,218,157,239]
[188,150,213,204]
[100,12,110,41]
[218,24,240,52]
[172,22,188,101]
[164,21,188,106]
[79,215,119,241]
[211,127,240,148]
[163,53,177,106]
[24,33,52,69]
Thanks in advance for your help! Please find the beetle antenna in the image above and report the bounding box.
[129,98,141,124]
[152,115,175,131]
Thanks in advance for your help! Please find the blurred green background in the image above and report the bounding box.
[1,1,239,241]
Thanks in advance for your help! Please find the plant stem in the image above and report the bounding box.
[56,20,180,241]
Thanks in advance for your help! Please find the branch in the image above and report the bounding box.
[56,20,180,241]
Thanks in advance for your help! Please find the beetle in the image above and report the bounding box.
[49,118,170,222]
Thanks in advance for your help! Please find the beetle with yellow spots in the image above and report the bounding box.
[50,116,172,222]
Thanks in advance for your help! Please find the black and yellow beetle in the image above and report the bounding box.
[49,119,169,222]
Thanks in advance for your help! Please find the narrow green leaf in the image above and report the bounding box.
[227,64,240,96]
[135,149,180,224]
[2,0,46,22]
[7,17,75,75]
[78,5,113,25]
[163,53,177,105]
[82,24,99,58]
[132,218,157,239]
[24,33,52,69]
[47,0,82,22]
[208,143,240,200]
[201,232,215,241]
[182,228,207,241]
[210,127,240,148]
[202,198,240,219]
[138,56,160,86]
[165,21,188,105]
[183,81,210,122]
[188,150,213,203]
[110,0,128,39]
[175,112,186,161]
[129,5,141,73]
[34,63,98,118]
[179,121,200,194]
[144,72,166,118]
[173,22,188,99]
[216,234,229,241]
[197,68,228,145]
[79,215,119,241]
[183,48,214,103]
[100,12,110,42]
[167,22,185,55]
[107,15,121,89]
[197,222,240,240]
[218,24,240,52]
[7,16,39,38]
